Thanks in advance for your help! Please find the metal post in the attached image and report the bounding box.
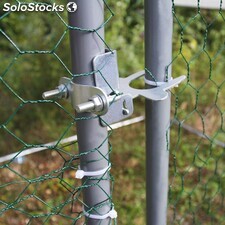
[68,1,111,224]
[145,0,173,225]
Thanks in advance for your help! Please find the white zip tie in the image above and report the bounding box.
[84,208,117,220]
[75,164,111,179]
[144,77,174,87]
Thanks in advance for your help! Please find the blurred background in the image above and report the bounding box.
[1,0,225,224]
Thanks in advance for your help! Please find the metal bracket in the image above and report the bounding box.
[119,70,186,101]
[42,50,186,125]
[93,50,134,125]
[92,50,186,125]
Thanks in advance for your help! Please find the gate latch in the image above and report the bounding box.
[42,51,186,126]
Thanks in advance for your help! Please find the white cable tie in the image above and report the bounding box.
[75,164,111,179]
[144,77,174,87]
[84,208,118,220]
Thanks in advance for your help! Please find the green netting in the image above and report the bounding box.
[169,1,225,224]
[0,1,116,224]
[1,0,225,225]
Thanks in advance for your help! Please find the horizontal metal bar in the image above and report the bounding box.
[0,116,145,164]
[174,0,225,10]
[174,121,225,148]
[0,136,78,164]
[1,117,223,164]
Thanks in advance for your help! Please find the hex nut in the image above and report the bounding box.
[89,95,104,112]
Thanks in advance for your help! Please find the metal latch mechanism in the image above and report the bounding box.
[42,51,186,126]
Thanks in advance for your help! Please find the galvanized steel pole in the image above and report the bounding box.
[145,0,173,224]
[68,1,111,224]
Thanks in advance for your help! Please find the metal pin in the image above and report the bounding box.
[42,84,68,100]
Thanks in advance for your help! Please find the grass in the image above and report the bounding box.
[1,50,225,224]
[0,116,146,225]
[1,99,225,225]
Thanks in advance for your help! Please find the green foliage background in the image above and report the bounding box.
[1,0,225,224]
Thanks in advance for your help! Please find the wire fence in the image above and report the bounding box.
[169,1,225,224]
[0,1,116,224]
[1,0,225,225]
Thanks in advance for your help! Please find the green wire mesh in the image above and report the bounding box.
[169,1,225,224]
[0,1,116,224]
[2,0,225,225]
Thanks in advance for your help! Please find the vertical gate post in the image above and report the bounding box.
[68,1,112,224]
[145,0,173,224]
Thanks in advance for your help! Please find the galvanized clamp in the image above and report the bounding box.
[42,50,186,126]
